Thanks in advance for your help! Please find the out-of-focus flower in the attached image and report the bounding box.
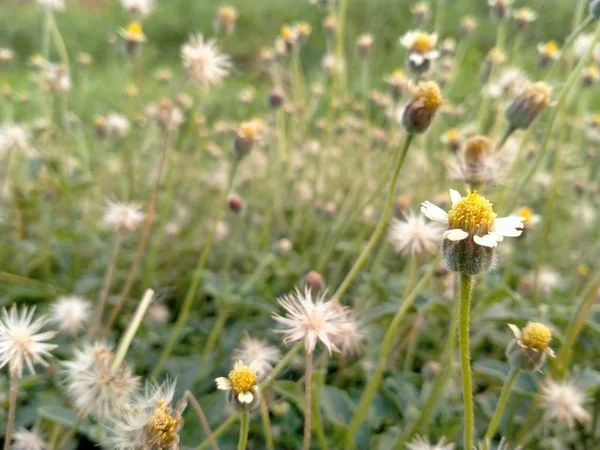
[401,80,443,134]
[181,34,231,86]
[540,380,590,429]
[233,335,281,380]
[109,381,186,450]
[50,296,90,336]
[120,0,154,16]
[410,2,430,23]
[119,22,146,54]
[507,322,554,371]
[42,63,70,92]
[400,30,439,74]
[64,342,139,420]
[513,7,537,28]
[272,288,350,354]
[407,435,455,450]
[388,213,443,257]
[37,0,65,11]
[0,305,56,378]
[505,82,552,130]
[357,33,374,57]
[103,201,145,232]
[215,5,238,35]
[11,428,46,450]
[537,41,560,67]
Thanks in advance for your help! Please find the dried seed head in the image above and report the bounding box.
[401,81,443,134]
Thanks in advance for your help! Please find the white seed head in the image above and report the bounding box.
[388,213,444,256]
[181,34,231,85]
[50,295,90,336]
[103,201,145,232]
[540,379,590,429]
[0,304,57,378]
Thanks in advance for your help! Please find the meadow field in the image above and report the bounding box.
[1,0,600,449]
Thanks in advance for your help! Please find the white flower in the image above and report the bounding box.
[120,0,154,16]
[400,30,440,67]
[0,124,32,156]
[37,0,64,11]
[233,335,281,380]
[573,33,600,61]
[63,342,139,420]
[388,213,443,256]
[105,113,131,138]
[50,295,90,335]
[478,437,521,450]
[0,305,57,378]
[216,360,260,405]
[103,201,145,232]
[540,379,590,429]
[272,288,350,354]
[11,428,46,450]
[181,34,231,85]
[42,63,70,92]
[336,314,365,358]
[421,189,524,249]
[407,435,455,450]
[109,380,185,450]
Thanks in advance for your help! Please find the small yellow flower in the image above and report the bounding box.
[281,25,296,44]
[401,30,438,53]
[217,5,237,23]
[297,22,312,40]
[509,322,555,357]
[577,264,590,277]
[448,190,496,233]
[537,41,560,59]
[515,206,539,228]
[411,81,443,110]
[215,360,260,405]
[487,47,507,65]
[120,22,146,43]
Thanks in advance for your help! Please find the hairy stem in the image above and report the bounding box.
[459,273,474,450]
[482,368,519,448]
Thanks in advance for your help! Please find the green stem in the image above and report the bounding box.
[393,293,460,448]
[303,351,314,450]
[3,374,18,450]
[237,410,250,450]
[49,11,70,71]
[482,368,519,447]
[459,273,474,450]
[546,15,594,80]
[553,265,600,378]
[259,396,275,450]
[344,260,438,449]
[151,163,238,378]
[434,0,446,38]
[503,20,600,215]
[333,134,414,299]
[312,368,328,450]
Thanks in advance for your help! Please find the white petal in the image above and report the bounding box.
[238,391,254,403]
[215,377,232,390]
[409,53,425,64]
[473,234,498,248]
[449,189,462,205]
[492,217,525,233]
[508,324,521,339]
[443,229,469,241]
[425,50,440,60]
[421,201,449,224]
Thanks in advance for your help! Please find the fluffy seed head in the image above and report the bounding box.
[181,34,231,85]
[540,380,590,429]
[50,295,90,335]
[11,428,46,450]
[0,304,57,378]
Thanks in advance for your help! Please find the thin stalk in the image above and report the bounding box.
[56,417,82,449]
[47,424,61,450]
[434,0,446,37]
[111,289,154,373]
[185,391,220,450]
[303,351,314,450]
[259,396,275,450]
[312,369,328,450]
[48,11,70,71]
[546,15,594,80]
[333,134,414,299]
[237,410,250,450]
[393,294,460,448]
[197,343,302,450]
[553,265,600,378]
[459,273,474,450]
[89,230,123,339]
[4,373,18,450]
[482,368,519,448]
[151,162,238,378]
[104,115,177,332]
[503,20,600,214]
[344,260,438,449]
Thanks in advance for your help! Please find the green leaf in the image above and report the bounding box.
[37,406,79,427]
[320,385,355,427]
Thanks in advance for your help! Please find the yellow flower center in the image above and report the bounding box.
[281,26,295,42]
[148,400,181,447]
[463,136,491,164]
[412,81,443,111]
[448,190,496,233]
[517,207,534,225]
[127,22,143,36]
[412,33,434,53]
[238,119,262,140]
[543,41,559,54]
[488,47,506,64]
[390,69,405,82]
[526,82,552,108]
[218,6,237,22]
[297,22,311,37]
[577,264,590,277]
[516,8,535,20]
[446,128,460,141]
[593,113,600,126]
[228,364,257,393]
[521,322,552,351]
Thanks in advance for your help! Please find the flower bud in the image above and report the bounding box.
[460,16,478,37]
[506,322,554,372]
[489,0,511,23]
[505,82,552,130]
[410,2,429,24]
[227,193,244,213]
[234,119,263,159]
[401,81,443,134]
[357,33,374,57]
[304,271,324,291]
[268,88,285,109]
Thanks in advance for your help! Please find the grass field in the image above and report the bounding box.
[1,0,600,449]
